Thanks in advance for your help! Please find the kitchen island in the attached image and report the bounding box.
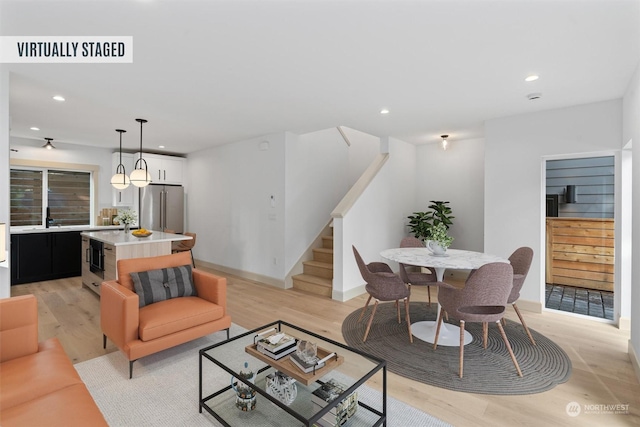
[80,230,191,295]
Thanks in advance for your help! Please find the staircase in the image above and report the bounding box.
[291,233,333,297]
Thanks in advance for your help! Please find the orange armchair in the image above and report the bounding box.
[100,252,231,378]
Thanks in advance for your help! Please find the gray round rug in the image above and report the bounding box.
[342,302,572,395]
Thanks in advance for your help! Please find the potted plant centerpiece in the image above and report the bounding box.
[407,200,455,254]
[426,222,453,255]
[115,209,137,233]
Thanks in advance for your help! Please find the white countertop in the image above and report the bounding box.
[80,230,191,246]
[11,225,125,234]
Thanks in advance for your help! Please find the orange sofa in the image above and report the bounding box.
[101,251,231,378]
[0,295,108,427]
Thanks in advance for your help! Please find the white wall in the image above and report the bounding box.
[284,127,379,274]
[186,133,287,281]
[623,62,639,372]
[416,138,485,252]
[188,126,380,284]
[485,99,623,308]
[334,137,416,301]
[284,129,348,273]
[0,69,10,297]
[344,127,381,185]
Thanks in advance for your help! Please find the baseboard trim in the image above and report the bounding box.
[618,316,631,331]
[629,340,640,385]
[333,284,366,302]
[195,259,285,289]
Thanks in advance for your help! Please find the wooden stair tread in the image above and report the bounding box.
[313,247,333,254]
[303,260,332,269]
[292,274,332,287]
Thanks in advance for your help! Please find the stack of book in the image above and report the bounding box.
[290,351,325,374]
[311,379,358,427]
[256,332,297,360]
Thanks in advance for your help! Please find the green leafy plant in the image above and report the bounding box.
[429,222,453,249]
[407,200,455,240]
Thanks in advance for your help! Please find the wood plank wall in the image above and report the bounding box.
[545,217,614,292]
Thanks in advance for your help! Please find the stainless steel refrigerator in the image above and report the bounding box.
[139,184,184,233]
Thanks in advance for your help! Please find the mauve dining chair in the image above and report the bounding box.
[398,237,439,307]
[353,246,413,343]
[433,262,522,378]
[505,247,536,345]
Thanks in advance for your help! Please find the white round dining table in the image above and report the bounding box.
[380,247,510,346]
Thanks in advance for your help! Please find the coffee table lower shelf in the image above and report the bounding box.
[200,376,385,427]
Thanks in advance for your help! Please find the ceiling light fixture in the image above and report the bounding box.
[52,95,65,102]
[42,137,55,150]
[380,108,390,115]
[525,75,539,82]
[30,127,40,131]
[111,129,130,190]
[441,134,449,151]
[130,118,152,187]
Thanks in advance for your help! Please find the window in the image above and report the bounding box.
[10,168,91,227]
[9,169,43,226]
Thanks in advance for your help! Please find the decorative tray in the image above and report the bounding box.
[245,344,343,386]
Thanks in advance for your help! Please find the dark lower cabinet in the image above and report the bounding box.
[11,231,82,285]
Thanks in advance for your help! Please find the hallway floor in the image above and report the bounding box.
[545,284,614,320]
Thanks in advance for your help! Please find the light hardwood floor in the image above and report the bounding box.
[10,269,640,427]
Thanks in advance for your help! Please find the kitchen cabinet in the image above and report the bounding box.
[112,152,136,207]
[11,231,81,285]
[52,232,81,276]
[144,153,184,184]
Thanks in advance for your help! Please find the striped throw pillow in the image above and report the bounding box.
[130,265,197,308]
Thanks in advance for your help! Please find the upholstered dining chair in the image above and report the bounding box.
[171,232,197,267]
[352,246,413,343]
[433,262,522,378]
[398,237,438,306]
[506,247,536,345]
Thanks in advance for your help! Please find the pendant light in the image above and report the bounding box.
[110,129,130,189]
[42,138,55,149]
[130,118,151,187]
[441,134,449,151]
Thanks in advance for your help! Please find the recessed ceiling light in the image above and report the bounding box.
[30,127,40,131]
[525,75,539,82]
[53,95,65,101]
[380,108,390,115]
[158,145,165,149]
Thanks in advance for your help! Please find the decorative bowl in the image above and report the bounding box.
[132,230,152,238]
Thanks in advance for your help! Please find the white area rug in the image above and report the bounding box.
[76,324,450,426]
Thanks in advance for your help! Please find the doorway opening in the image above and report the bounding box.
[544,156,614,320]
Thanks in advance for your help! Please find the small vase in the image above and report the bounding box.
[427,240,446,255]
[124,224,130,233]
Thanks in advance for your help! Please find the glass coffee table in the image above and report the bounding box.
[199,320,387,426]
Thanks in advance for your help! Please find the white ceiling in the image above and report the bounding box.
[2,0,639,155]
